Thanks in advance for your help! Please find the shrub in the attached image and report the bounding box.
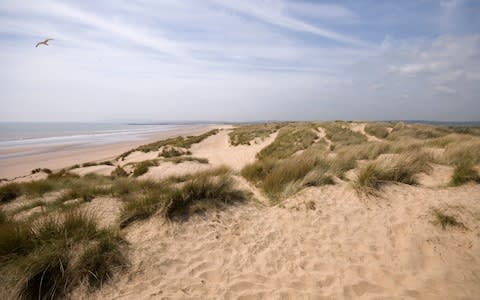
[159,147,185,158]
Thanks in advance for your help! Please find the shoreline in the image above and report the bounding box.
[0,124,214,179]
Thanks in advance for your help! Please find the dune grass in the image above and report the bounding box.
[111,166,128,178]
[119,167,246,226]
[321,122,368,148]
[355,152,433,195]
[257,123,318,160]
[132,160,158,177]
[364,123,390,139]
[387,123,450,140]
[433,209,465,230]
[229,123,284,146]
[159,147,191,158]
[450,160,480,186]
[0,210,127,299]
[119,129,219,160]
[164,156,209,164]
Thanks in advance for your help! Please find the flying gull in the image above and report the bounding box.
[35,38,54,48]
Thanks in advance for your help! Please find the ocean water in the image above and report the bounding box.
[0,122,183,149]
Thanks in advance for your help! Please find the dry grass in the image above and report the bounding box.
[364,123,390,139]
[257,123,318,160]
[229,123,284,146]
[164,156,209,164]
[132,160,158,177]
[355,152,433,195]
[432,209,465,230]
[321,122,368,148]
[0,210,127,299]
[119,129,219,159]
[387,123,450,140]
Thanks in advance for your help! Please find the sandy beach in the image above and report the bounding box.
[0,124,212,179]
[1,122,480,300]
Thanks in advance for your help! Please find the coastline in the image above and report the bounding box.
[0,124,214,179]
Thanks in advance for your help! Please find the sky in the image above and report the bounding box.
[0,0,479,122]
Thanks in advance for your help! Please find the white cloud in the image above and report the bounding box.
[211,0,371,47]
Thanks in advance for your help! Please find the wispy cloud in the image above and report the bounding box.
[211,0,371,47]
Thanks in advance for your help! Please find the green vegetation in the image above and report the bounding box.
[119,129,219,160]
[0,210,127,299]
[132,160,158,177]
[387,123,450,140]
[257,124,318,160]
[119,167,247,227]
[229,123,284,146]
[111,166,128,178]
[364,123,390,139]
[321,122,368,148]
[164,156,209,164]
[355,152,433,195]
[450,160,480,186]
[0,183,22,203]
[433,209,464,230]
[159,147,190,158]
[31,168,52,175]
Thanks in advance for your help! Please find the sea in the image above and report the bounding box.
[0,122,185,149]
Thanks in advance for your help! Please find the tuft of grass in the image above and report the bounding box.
[387,124,450,140]
[159,147,188,158]
[163,170,247,220]
[257,124,318,160]
[164,156,209,164]
[119,193,164,228]
[229,123,284,146]
[355,152,433,195]
[450,160,480,186]
[1,210,127,299]
[241,159,276,185]
[0,221,35,257]
[433,209,464,230]
[443,140,480,166]
[76,231,127,289]
[119,129,219,159]
[321,122,368,147]
[110,166,128,178]
[0,183,22,203]
[364,123,390,139]
[132,160,158,177]
[31,168,52,175]
[18,244,71,300]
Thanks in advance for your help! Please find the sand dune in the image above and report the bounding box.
[84,182,480,299]
[3,123,480,300]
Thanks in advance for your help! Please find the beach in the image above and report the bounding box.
[1,121,480,299]
[0,124,212,179]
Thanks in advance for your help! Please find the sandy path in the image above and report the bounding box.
[83,183,480,299]
[190,129,278,171]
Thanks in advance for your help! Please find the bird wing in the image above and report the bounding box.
[45,38,54,42]
[35,42,42,47]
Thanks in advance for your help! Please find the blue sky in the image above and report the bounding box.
[0,0,479,122]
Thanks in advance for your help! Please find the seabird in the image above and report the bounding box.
[35,38,54,48]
